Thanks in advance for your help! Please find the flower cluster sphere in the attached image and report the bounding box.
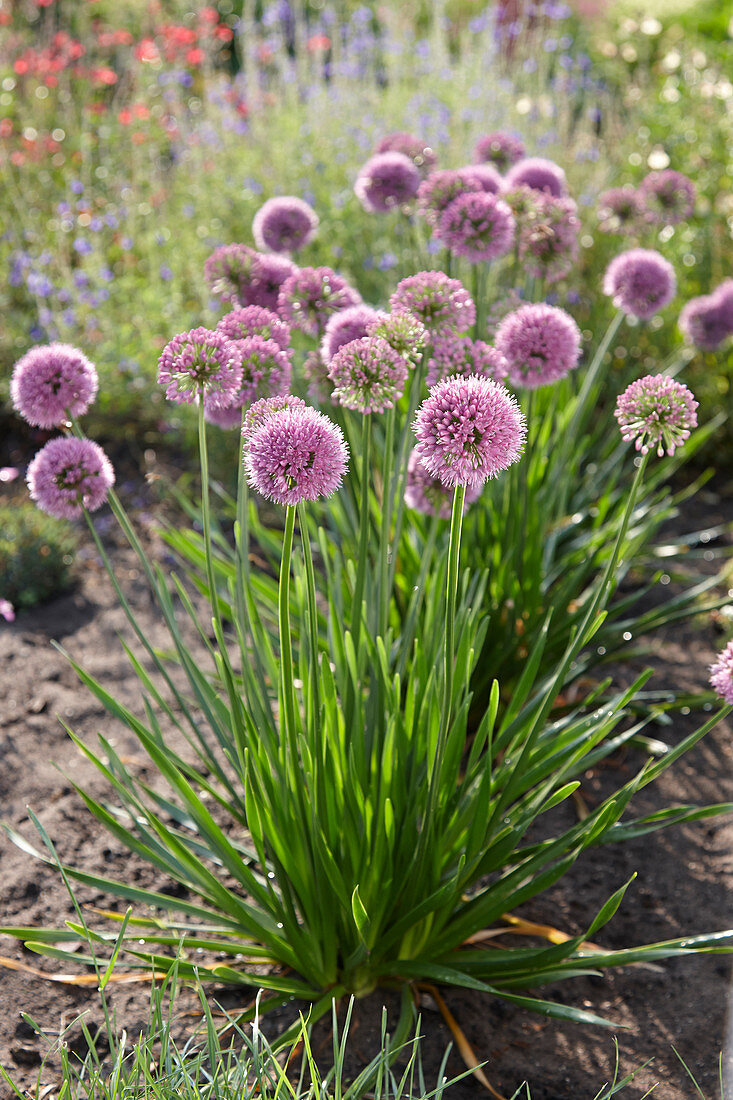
[27,436,114,519]
[246,405,348,506]
[12,344,98,428]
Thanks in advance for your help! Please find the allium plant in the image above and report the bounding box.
[354,152,421,213]
[473,130,525,171]
[217,305,292,350]
[321,305,385,364]
[328,335,409,414]
[679,281,733,351]
[639,169,696,225]
[426,335,508,387]
[375,131,437,176]
[205,245,296,310]
[278,266,362,337]
[27,436,114,520]
[494,303,582,388]
[504,156,567,197]
[506,188,580,284]
[389,271,475,337]
[11,343,98,428]
[596,186,645,236]
[615,375,698,457]
[252,196,319,254]
[602,249,676,320]
[436,192,516,263]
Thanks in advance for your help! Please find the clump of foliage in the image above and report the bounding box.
[0,502,77,609]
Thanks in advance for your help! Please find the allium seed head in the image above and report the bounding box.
[246,405,348,506]
[495,304,582,388]
[603,249,676,320]
[157,328,242,406]
[405,448,483,519]
[328,335,409,414]
[321,305,385,364]
[390,271,476,337]
[217,305,291,350]
[277,266,362,337]
[252,195,319,254]
[354,152,421,212]
[437,191,516,263]
[639,170,696,225]
[473,130,525,172]
[504,157,567,197]
[709,641,733,705]
[426,335,509,387]
[413,374,526,489]
[27,436,114,519]
[11,343,99,429]
[615,374,698,457]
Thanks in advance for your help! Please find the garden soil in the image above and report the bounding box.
[1,480,732,1100]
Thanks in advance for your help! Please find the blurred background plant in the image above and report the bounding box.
[0,499,77,611]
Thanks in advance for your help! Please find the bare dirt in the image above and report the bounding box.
[1,478,732,1100]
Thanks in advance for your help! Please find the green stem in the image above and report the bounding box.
[197,398,226,649]
[351,413,372,653]
[297,500,321,740]
[437,482,467,755]
[517,388,535,586]
[379,406,395,638]
[279,504,298,752]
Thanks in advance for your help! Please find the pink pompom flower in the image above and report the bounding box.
[204,334,291,427]
[321,305,385,364]
[437,191,516,263]
[367,310,428,364]
[158,328,242,406]
[217,305,291,350]
[413,374,526,490]
[252,195,319,254]
[506,187,580,284]
[473,131,525,172]
[426,335,508,388]
[404,449,483,519]
[639,170,696,225]
[495,304,582,389]
[597,186,645,235]
[242,394,307,440]
[615,374,698,457]
[0,598,16,623]
[375,132,437,177]
[603,249,676,320]
[389,271,475,337]
[354,152,421,212]
[277,266,362,337]
[11,343,98,429]
[27,436,115,519]
[204,244,296,309]
[504,157,567,198]
[246,405,348,506]
[328,335,409,414]
[710,641,733,705]
[416,169,488,228]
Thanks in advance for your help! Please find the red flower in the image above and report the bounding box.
[135,38,160,63]
[307,34,331,51]
[186,47,204,65]
[92,66,118,85]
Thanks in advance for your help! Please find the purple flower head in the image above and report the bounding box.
[603,249,676,320]
[204,404,246,430]
[678,294,732,351]
[354,152,421,213]
[212,335,292,416]
[639,170,696,225]
[205,244,296,310]
[597,186,645,235]
[427,335,509,388]
[27,436,115,519]
[413,374,526,489]
[303,349,335,404]
[11,343,98,429]
[246,405,348,506]
[506,187,579,284]
[217,305,291,350]
[157,328,242,406]
[390,271,476,337]
[463,163,503,195]
[709,641,733,705]
[615,374,698,457]
[416,169,483,227]
[473,131,525,172]
[375,132,437,177]
[328,335,409,414]
[712,279,733,330]
[367,309,428,364]
[437,191,516,262]
[495,304,582,388]
[242,394,307,441]
[321,305,385,364]
[404,448,483,519]
[252,195,319,254]
[504,157,568,197]
[278,266,362,337]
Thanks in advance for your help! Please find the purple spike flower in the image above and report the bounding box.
[277,266,362,337]
[495,304,582,388]
[405,448,483,519]
[597,186,645,235]
[603,249,676,320]
[504,157,567,198]
[205,244,296,309]
[615,374,698,457]
[473,131,525,172]
[321,305,385,364]
[375,132,437,177]
[158,328,242,406]
[354,152,421,212]
[367,310,428,364]
[246,405,348,506]
[217,305,291,350]
[328,335,409,414]
[437,191,516,262]
[639,170,696,225]
[709,641,733,705]
[11,343,99,429]
[426,335,509,387]
[252,196,319,254]
[413,374,526,489]
[27,436,114,519]
[390,271,475,337]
